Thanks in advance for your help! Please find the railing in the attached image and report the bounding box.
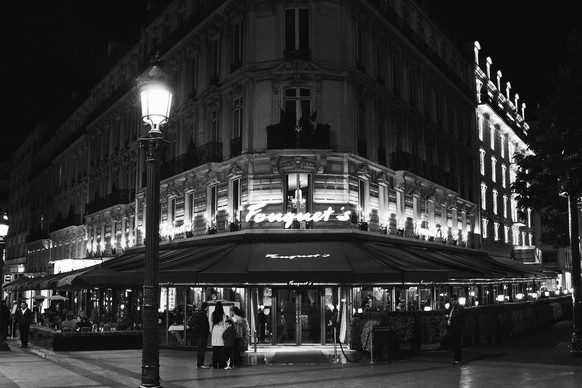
[49,213,83,232]
[390,151,458,192]
[197,141,223,164]
[266,123,330,150]
[86,189,134,215]
[161,152,198,181]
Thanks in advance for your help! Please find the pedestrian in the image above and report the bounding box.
[15,301,33,348]
[222,319,236,370]
[258,308,266,343]
[1,301,10,339]
[194,302,211,369]
[446,295,465,365]
[210,302,226,369]
[231,306,246,368]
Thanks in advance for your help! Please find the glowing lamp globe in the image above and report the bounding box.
[137,63,173,132]
[0,214,8,237]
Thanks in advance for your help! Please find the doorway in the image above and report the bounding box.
[275,288,322,345]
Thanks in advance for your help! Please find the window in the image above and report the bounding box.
[376,41,383,83]
[284,87,311,128]
[208,185,218,227]
[504,225,510,243]
[190,57,197,94]
[391,54,400,95]
[211,108,220,142]
[285,173,311,214]
[355,23,364,69]
[482,218,488,239]
[358,179,368,222]
[479,148,486,175]
[499,133,505,158]
[285,8,309,54]
[501,164,507,188]
[503,194,508,218]
[489,125,495,150]
[232,21,243,70]
[407,66,416,106]
[480,182,487,210]
[478,116,484,141]
[494,221,499,241]
[211,37,221,80]
[230,178,241,223]
[511,195,518,222]
[170,198,177,223]
[491,156,497,182]
[508,142,515,162]
[492,189,498,215]
[187,192,194,223]
[509,168,516,185]
[232,97,243,139]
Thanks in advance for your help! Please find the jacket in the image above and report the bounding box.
[195,311,210,337]
[15,308,34,326]
[211,317,225,346]
[447,305,465,332]
[222,325,236,348]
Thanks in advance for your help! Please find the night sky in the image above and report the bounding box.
[1,0,581,161]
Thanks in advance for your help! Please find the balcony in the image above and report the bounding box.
[284,49,312,61]
[49,212,83,232]
[86,189,134,215]
[266,123,330,150]
[231,137,242,158]
[197,141,223,164]
[161,152,198,181]
[390,151,458,192]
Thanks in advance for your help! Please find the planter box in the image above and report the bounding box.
[29,325,142,351]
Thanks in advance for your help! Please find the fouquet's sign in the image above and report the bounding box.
[245,202,352,228]
[288,280,314,287]
[266,253,331,260]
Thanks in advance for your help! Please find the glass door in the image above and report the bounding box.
[275,289,322,345]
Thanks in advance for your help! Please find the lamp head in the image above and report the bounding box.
[0,213,8,238]
[137,57,173,133]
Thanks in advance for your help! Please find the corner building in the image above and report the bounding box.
[7,0,551,347]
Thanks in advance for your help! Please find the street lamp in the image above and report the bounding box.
[560,151,582,356]
[0,213,10,351]
[136,58,173,388]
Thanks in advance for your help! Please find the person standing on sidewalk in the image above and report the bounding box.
[1,301,10,340]
[210,302,226,368]
[222,319,236,370]
[15,301,33,348]
[446,295,465,365]
[194,302,211,369]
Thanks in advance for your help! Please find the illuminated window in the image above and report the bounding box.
[208,185,218,226]
[170,198,177,223]
[504,225,510,243]
[230,178,241,224]
[491,156,497,182]
[187,192,194,223]
[490,125,495,150]
[501,164,507,188]
[480,182,487,210]
[510,168,516,185]
[492,189,498,215]
[511,195,518,222]
[358,179,368,218]
[503,194,508,218]
[482,218,488,239]
[285,173,311,214]
[508,142,515,162]
[478,115,484,141]
[499,133,505,158]
[479,148,486,175]
[494,221,499,241]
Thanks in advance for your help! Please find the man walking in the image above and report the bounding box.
[446,295,465,365]
[195,302,210,368]
[15,301,33,348]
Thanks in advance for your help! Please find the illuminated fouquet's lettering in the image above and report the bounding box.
[245,203,351,228]
[265,253,331,260]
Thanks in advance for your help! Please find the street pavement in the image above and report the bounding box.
[0,320,581,388]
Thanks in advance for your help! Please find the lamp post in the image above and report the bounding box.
[561,151,582,356]
[0,213,10,351]
[136,59,173,387]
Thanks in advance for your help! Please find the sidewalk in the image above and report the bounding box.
[0,321,580,388]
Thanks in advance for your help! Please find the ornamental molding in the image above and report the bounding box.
[228,162,244,178]
[356,164,371,179]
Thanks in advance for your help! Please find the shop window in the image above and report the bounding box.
[208,185,217,232]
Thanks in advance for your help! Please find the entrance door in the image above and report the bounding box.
[275,288,322,345]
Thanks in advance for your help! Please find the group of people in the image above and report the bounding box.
[192,301,248,370]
